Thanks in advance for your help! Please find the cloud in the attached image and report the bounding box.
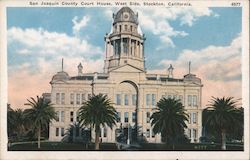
[72,15,90,35]
[156,34,242,107]
[8,27,103,58]
[8,27,105,109]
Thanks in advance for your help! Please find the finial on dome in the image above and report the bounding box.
[62,58,64,71]
[78,63,83,76]
[168,64,174,78]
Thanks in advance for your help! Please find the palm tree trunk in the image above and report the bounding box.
[38,126,41,149]
[95,127,100,150]
[221,129,226,150]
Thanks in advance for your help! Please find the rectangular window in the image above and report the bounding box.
[193,95,197,106]
[56,128,59,136]
[124,112,129,123]
[76,127,79,137]
[70,93,74,105]
[88,94,91,100]
[132,112,136,123]
[146,112,150,123]
[132,94,136,106]
[179,95,183,104]
[125,25,127,31]
[117,112,121,122]
[152,94,156,106]
[188,113,191,124]
[56,93,60,104]
[151,129,155,138]
[146,129,150,138]
[124,94,129,105]
[81,94,85,104]
[188,95,192,106]
[70,111,74,122]
[188,129,191,138]
[61,111,65,122]
[61,128,64,137]
[76,111,79,122]
[116,94,121,105]
[146,94,151,106]
[76,93,80,105]
[193,129,197,139]
[61,93,65,104]
[192,112,197,124]
[104,127,107,138]
[55,111,59,122]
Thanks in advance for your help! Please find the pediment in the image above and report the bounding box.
[109,64,145,73]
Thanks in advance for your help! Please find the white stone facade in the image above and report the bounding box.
[48,7,203,144]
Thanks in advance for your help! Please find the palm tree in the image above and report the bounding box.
[150,97,188,149]
[203,97,242,150]
[7,106,28,139]
[25,96,57,149]
[78,94,117,150]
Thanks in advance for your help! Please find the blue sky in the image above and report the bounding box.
[7,7,242,108]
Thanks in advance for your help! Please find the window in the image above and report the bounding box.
[61,93,65,104]
[56,128,59,136]
[88,94,91,100]
[55,111,59,122]
[132,112,136,123]
[76,111,79,122]
[119,25,121,32]
[104,127,107,138]
[116,94,121,105]
[56,93,60,104]
[76,127,79,137]
[124,112,129,123]
[146,129,150,138]
[130,25,133,31]
[188,95,192,106]
[192,113,197,124]
[61,111,65,122]
[132,94,136,106]
[70,111,74,122]
[125,25,127,31]
[188,129,191,138]
[61,128,64,137]
[81,94,85,104]
[146,112,150,123]
[193,129,197,139]
[117,112,121,122]
[70,93,74,105]
[179,95,183,104]
[146,94,151,106]
[152,94,156,106]
[188,113,191,124]
[124,94,129,105]
[151,129,155,138]
[193,95,197,106]
[76,93,80,105]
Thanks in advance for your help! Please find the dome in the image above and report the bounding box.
[183,74,201,84]
[113,7,138,24]
[51,71,69,82]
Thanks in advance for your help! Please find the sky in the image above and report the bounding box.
[7,7,242,109]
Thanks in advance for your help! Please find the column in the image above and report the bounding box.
[129,38,131,57]
[121,38,123,56]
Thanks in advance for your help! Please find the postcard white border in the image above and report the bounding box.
[0,0,249,160]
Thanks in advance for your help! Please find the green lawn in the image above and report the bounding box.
[8,142,243,151]
[9,142,118,151]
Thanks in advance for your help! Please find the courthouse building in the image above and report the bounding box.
[48,7,203,143]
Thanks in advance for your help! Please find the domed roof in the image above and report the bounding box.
[51,71,69,82]
[113,7,138,24]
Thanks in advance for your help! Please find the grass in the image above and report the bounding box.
[9,142,118,151]
[8,141,243,151]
